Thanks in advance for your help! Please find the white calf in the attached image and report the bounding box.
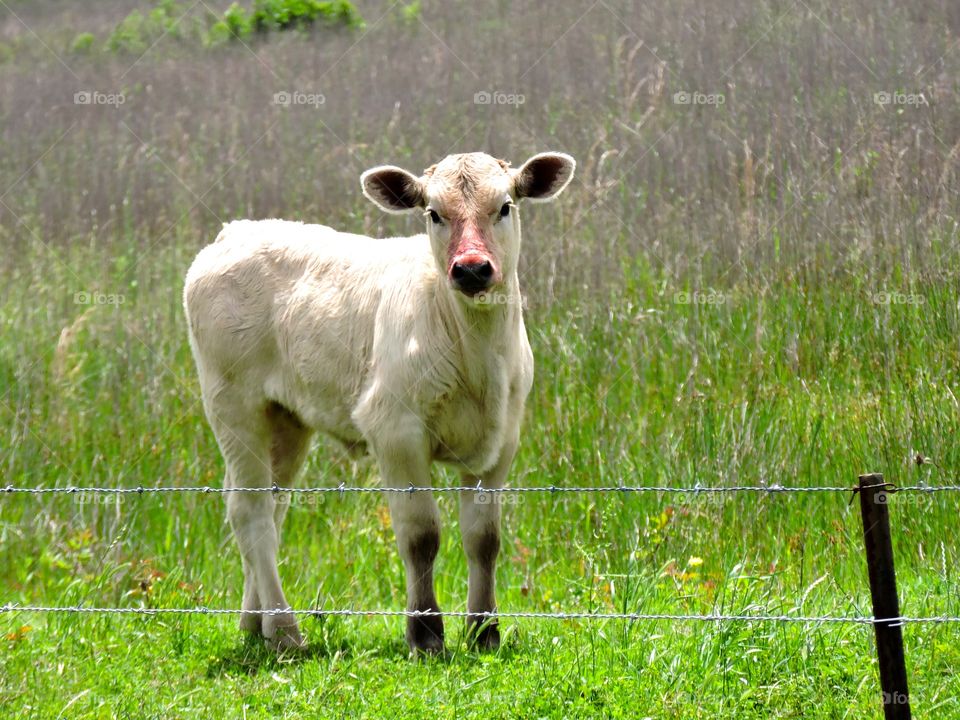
[183,151,575,653]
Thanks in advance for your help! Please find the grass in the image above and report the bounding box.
[1,0,960,718]
[2,237,959,718]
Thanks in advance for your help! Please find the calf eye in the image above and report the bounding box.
[499,203,511,219]
[428,209,442,225]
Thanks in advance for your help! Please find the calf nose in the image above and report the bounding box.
[450,259,495,295]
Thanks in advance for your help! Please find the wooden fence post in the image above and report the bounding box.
[858,473,912,719]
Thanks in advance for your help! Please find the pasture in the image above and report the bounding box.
[1,1,959,717]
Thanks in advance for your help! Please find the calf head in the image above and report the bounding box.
[361,152,575,302]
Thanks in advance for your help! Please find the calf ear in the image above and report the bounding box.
[512,152,576,202]
[361,166,425,214]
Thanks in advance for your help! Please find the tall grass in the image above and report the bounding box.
[1,0,959,294]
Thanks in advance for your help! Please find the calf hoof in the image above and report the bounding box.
[467,618,500,651]
[263,613,306,653]
[406,614,444,655]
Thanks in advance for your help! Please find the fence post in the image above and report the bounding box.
[857,473,912,719]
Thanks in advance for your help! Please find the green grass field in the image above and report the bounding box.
[2,1,959,718]
[3,236,959,718]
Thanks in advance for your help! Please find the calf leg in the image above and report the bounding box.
[459,439,517,650]
[266,401,313,536]
[236,404,310,634]
[238,556,261,633]
[375,423,444,654]
[392,500,443,654]
[208,398,305,651]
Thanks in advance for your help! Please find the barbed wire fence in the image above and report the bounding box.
[3,475,958,717]
[5,481,960,496]
[1,479,958,625]
[1,605,959,624]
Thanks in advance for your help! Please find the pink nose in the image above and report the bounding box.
[450,254,496,295]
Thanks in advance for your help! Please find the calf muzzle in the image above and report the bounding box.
[450,256,496,296]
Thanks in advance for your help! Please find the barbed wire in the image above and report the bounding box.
[4,483,960,496]
[4,483,958,629]
[1,603,958,624]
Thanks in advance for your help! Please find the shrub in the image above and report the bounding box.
[223,2,254,39]
[105,10,149,54]
[69,33,96,55]
[104,2,189,54]
[400,1,422,24]
[96,0,363,54]
[249,0,364,33]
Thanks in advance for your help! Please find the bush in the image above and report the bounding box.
[400,1,422,24]
[223,2,254,39]
[105,10,150,54]
[205,21,232,46]
[206,3,252,47]
[104,2,190,54]
[94,0,363,54]
[249,0,364,33]
[69,33,96,55]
